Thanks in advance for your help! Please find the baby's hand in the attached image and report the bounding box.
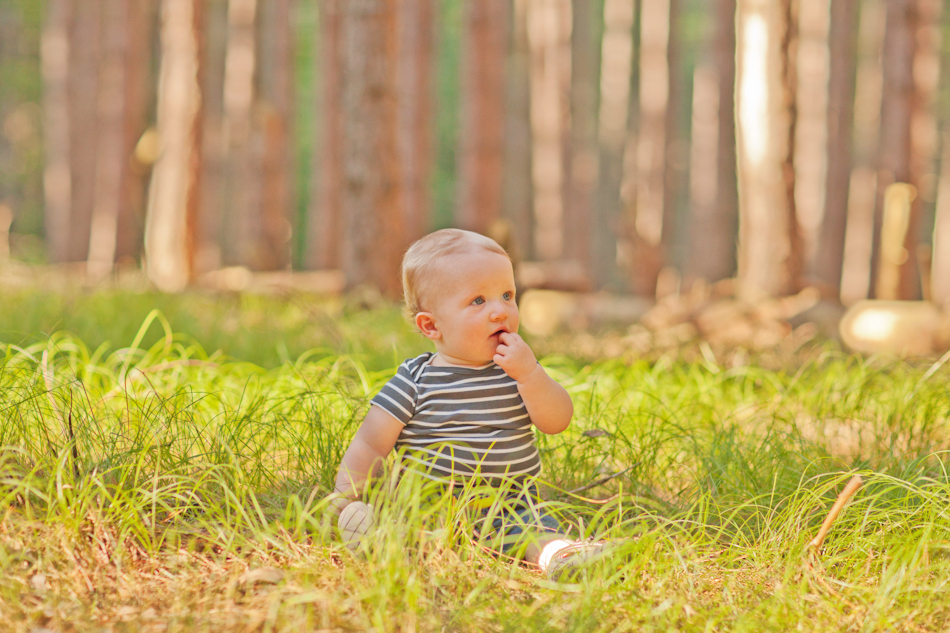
[494,332,539,382]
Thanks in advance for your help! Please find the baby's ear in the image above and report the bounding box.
[415,312,441,340]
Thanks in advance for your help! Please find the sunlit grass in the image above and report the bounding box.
[2,305,950,631]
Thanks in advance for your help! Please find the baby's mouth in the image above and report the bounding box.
[491,327,508,338]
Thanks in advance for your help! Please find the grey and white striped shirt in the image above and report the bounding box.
[370,352,542,482]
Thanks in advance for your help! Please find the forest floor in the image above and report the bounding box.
[1,289,950,632]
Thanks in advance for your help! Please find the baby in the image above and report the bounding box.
[329,229,604,576]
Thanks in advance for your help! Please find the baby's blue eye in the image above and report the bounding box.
[472,297,485,305]
[503,292,512,301]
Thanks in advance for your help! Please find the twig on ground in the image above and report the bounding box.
[568,466,634,495]
[809,475,863,553]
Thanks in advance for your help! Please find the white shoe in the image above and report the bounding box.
[544,539,613,581]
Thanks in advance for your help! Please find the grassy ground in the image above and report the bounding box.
[2,293,950,631]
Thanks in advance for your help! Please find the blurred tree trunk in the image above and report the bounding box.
[67,0,101,263]
[686,0,737,284]
[222,0,259,267]
[905,0,941,299]
[398,0,434,244]
[933,128,950,308]
[839,0,885,304]
[503,0,534,261]
[457,0,507,235]
[341,0,405,297]
[870,0,940,300]
[735,0,801,298]
[593,0,636,290]
[779,0,803,289]
[87,0,130,277]
[144,0,202,292]
[629,0,676,295]
[526,0,571,262]
[813,0,858,297]
[193,0,229,274]
[566,0,601,282]
[257,0,295,270]
[309,0,343,270]
[794,0,830,274]
[41,0,73,263]
[115,0,156,266]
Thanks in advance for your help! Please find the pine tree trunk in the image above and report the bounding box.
[526,0,571,261]
[593,0,635,289]
[566,0,600,281]
[794,0,830,273]
[735,0,801,298]
[115,0,156,266]
[779,0,803,290]
[901,0,941,299]
[686,0,737,284]
[41,0,73,263]
[629,0,677,295]
[221,0,259,267]
[933,127,950,307]
[87,0,130,276]
[814,0,858,296]
[68,0,102,262]
[309,0,344,270]
[190,0,227,274]
[398,0,434,244]
[457,0,508,234]
[871,0,917,299]
[144,0,202,291]
[258,0,295,270]
[341,0,405,297]
[839,0,886,304]
[503,0,534,262]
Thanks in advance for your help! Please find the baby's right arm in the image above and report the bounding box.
[327,406,403,516]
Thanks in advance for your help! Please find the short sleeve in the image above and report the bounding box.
[369,362,418,425]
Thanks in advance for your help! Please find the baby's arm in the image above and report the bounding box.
[328,406,403,516]
[494,332,573,435]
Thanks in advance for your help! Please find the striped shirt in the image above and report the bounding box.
[370,353,542,482]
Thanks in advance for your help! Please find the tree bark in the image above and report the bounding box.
[67,0,102,262]
[309,0,344,270]
[593,0,636,290]
[457,0,508,235]
[794,0,830,273]
[257,0,295,270]
[144,0,202,291]
[870,0,922,299]
[87,0,130,276]
[686,0,738,284]
[902,0,941,299]
[191,0,228,274]
[503,0,534,262]
[566,0,601,280]
[813,0,858,296]
[526,0,572,261]
[932,127,950,307]
[735,0,801,298]
[779,0,803,290]
[221,0,259,267]
[341,0,405,298]
[629,0,675,295]
[41,0,73,263]
[115,0,156,266]
[398,0,434,244]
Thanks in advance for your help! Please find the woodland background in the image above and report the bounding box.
[1,0,949,304]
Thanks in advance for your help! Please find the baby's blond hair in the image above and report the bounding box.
[402,229,509,318]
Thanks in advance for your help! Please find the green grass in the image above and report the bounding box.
[3,294,950,631]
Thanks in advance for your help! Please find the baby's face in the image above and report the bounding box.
[421,249,519,366]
